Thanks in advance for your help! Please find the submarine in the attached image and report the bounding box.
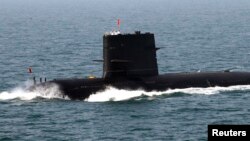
[35,30,250,100]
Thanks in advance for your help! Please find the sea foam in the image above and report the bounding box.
[1,81,250,102]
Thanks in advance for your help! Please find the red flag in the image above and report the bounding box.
[117,19,120,30]
[117,19,120,26]
[28,67,32,73]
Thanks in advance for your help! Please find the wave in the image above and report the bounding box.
[0,81,64,101]
[1,81,250,102]
[86,85,250,102]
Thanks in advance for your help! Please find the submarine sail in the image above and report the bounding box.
[103,31,158,78]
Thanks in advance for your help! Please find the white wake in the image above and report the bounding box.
[85,85,250,102]
[0,81,64,101]
[1,81,250,102]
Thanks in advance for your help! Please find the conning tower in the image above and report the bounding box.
[103,31,159,78]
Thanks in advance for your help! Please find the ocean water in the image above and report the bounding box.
[1,0,250,140]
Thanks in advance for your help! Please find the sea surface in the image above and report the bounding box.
[1,0,250,140]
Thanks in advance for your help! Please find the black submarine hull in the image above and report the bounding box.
[49,71,250,100]
[33,31,250,100]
